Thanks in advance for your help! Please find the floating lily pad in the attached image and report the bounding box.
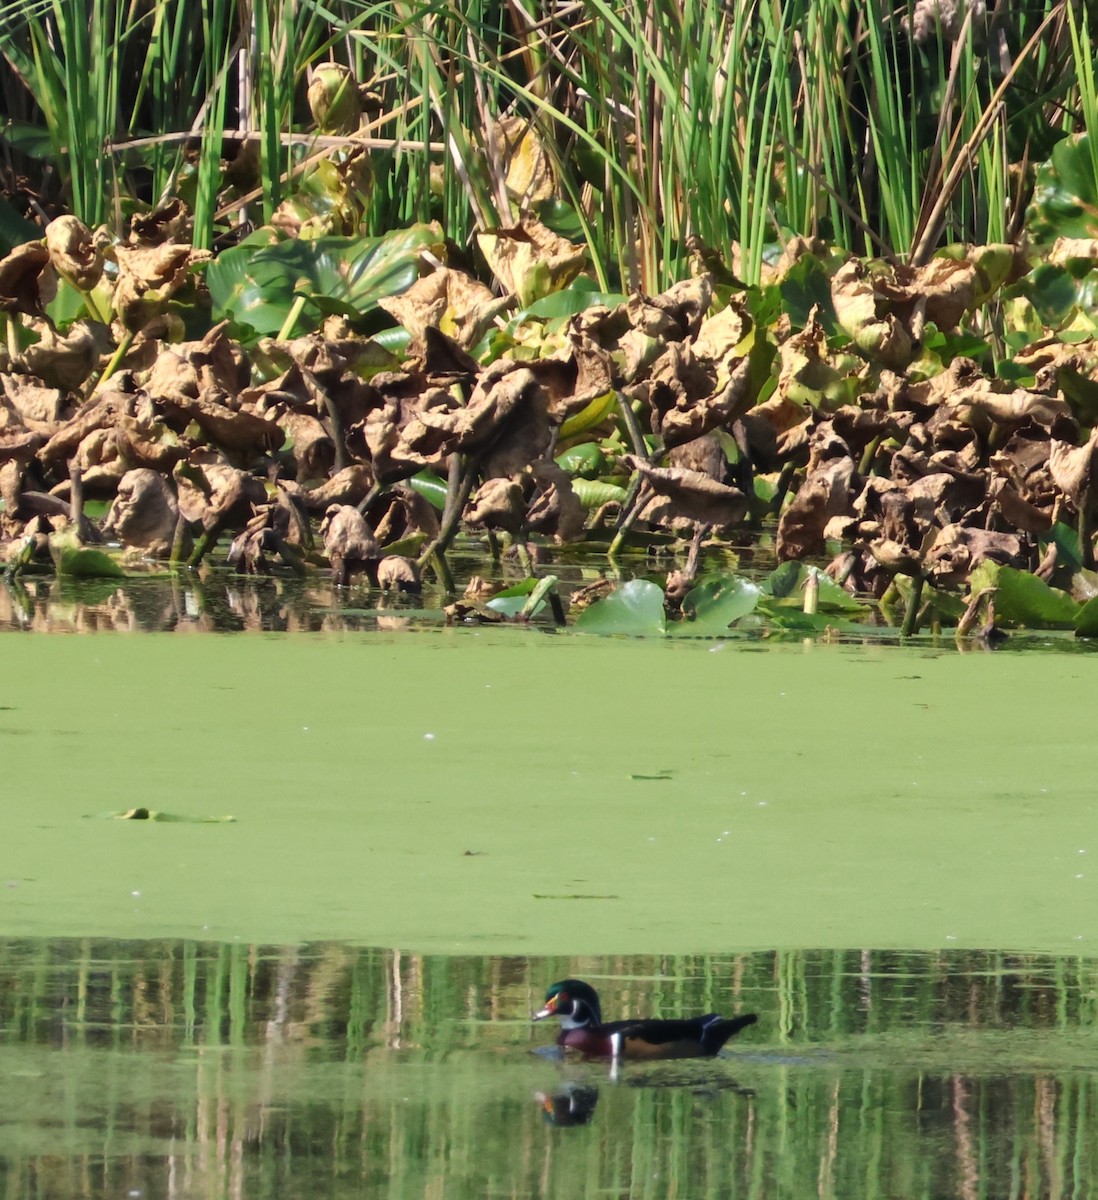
[761,561,863,612]
[574,578,666,636]
[48,529,125,579]
[678,575,761,635]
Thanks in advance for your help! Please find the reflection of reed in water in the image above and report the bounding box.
[1,942,1098,1198]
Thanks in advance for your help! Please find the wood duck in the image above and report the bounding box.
[533,978,758,1060]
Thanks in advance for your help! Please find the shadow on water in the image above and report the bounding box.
[2,941,1097,1199]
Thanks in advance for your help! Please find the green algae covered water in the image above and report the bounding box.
[2,630,1096,954]
[2,628,1098,1197]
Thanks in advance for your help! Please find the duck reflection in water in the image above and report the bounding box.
[536,1082,600,1127]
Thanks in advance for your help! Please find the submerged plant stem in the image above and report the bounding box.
[417,453,479,582]
[900,575,925,638]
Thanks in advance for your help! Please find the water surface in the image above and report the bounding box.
[2,941,1096,1199]
[2,629,1096,955]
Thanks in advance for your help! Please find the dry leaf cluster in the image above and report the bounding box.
[2,212,1097,603]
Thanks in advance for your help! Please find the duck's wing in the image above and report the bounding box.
[599,1015,754,1060]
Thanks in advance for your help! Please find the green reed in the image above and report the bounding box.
[0,0,1095,274]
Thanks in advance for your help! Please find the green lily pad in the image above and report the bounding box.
[516,275,625,323]
[555,441,607,478]
[968,561,1079,628]
[780,253,842,336]
[559,390,618,439]
[574,578,666,636]
[486,578,542,618]
[761,561,863,612]
[206,224,444,337]
[1074,595,1098,637]
[677,575,761,635]
[1028,133,1098,242]
[48,530,125,579]
[571,478,628,508]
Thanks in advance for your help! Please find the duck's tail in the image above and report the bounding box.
[701,1012,758,1054]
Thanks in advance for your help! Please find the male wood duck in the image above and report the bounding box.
[533,978,757,1060]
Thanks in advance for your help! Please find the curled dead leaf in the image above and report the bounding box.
[321,503,380,585]
[18,319,104,391]
[287,464,375,512]
[111,242,211,333]
[378,267,508,349]
[627,455,748,530]
[103,468,182,557]
[477,218,585,306]
[465,475,527,533]
[173,461,267,531]
[777,453,858,561]
[924,524,1024,590]
[44,215,104,292]
[831,261,913,368]
[307,64,362,134]
[1048,427,1098,509]
[376,555,421,593]
[0,241,55,315]
[526,460,586,543]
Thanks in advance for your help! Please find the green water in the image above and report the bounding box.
[3,626,1098,1197]
[2,631,1096,955]
[2,941,1097,1199]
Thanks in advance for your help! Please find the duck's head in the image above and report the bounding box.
[533,979,603,1029]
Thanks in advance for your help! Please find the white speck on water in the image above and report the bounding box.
[1080,849,1087,854]
[708,643,726,653]
[1076,874,1085,880]
[740,790,748,796]
[424,732,436,740]
[131,890,141,898]
[945,935,956,941]
[723,830,730,836]
[646,837,656,842]
[302,726,309,732]
[757,801,767,807]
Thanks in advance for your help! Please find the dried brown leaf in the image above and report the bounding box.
[44,215,104,291]
[627,455,748,530]
[477,218,585,304]
[464,476,527,533]
[103,468,181,556]
[0,241,55,315]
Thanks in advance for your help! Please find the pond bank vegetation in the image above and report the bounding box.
[4,1,1098,637]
